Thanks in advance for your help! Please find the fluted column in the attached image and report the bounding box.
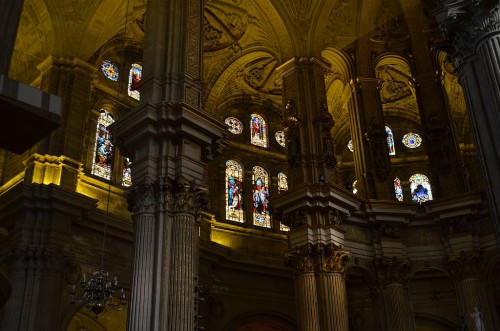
[448,251,496,331]
[435,2,500,242]
[126,181,159,330]
[286,244,321,331]
[318,244,350,331]
[376,258,415,331]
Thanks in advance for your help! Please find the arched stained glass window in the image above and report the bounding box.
[250,114,268,147]
[394,177,403,201]
[225,117,243,134]
[128,63,142,100]
[226,160,244,222]
[386,126,396,155]
[347,140,353,152]
[92,109,115,180]
[402,132,422,148]
[278,172,288,193]
[101,60,119,81]
[123,157,132,187]
[275,131,286,147]
[410,173,433,203]
[253,166,270,228]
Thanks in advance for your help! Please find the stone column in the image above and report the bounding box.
[115,2,224,329]
[434,2,500,242]
[0,0,24,75]
[318,244,350,331]
[286,244,321,331]
[350,77,391,199]
[376,257,415,331]
[448,251,496,331]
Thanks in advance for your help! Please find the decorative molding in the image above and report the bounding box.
[448,250,483,281]
[286,243,351,275]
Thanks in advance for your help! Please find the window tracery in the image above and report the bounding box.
[402,132,422,148]
[250,114,268,147]
[101,60,120,81]
[252,166,270,228]
[410,173,433,203]
[225,117,243,134]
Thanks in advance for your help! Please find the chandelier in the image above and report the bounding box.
[71,268,126,317]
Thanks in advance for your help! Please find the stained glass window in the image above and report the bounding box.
[386,126,396,155]
[123,157,132,187]
[352,180,358,194]
[92,109,115,180]
[250,114,268,147]
[409,173,433,203]
[252,166,270,228]
[128,63,142,100]
[278,172,288,193]
[225,117,243,134]
[226,160,244,222]
[347,140,353,152]
[101,60,119,81]
[275,131,286,147]
[394,177,403,201]
[402,132,422,149]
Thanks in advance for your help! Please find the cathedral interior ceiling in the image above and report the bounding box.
[10,0,467,139]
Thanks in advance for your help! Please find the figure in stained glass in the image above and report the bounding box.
[253,166,270,227]
[92,109,115,179]
[386,126,396,155]
[410,173,433,203]
[226,160,244,222]
[128,64,142,100]
[250,114,268,147]
[394,177,403,201]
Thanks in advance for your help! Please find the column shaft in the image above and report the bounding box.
[167,213,197,330]
[296,273,320,331]
[385,284,411,331]
[456,278,495,331]
[322,273,349,331]
[127,213,158,330]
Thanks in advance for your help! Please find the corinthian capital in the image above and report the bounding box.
[286,243,351,274]
[126,178,156,214]
[376,257,411,286]
[169,177,210,214]
[448,250,483,281]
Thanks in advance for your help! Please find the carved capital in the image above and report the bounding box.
[169,177,211,215]
[285,243,316,274]
[126,178,156,214]
[286,243,351,275]
[376,257,411,286]
[448,250,483,281]
[317,243,351,274]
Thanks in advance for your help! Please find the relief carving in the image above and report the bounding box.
[286,243,351,274]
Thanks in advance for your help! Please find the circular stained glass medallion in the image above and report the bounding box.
[101,60,120,81]
[347,140,353,152]
[275,131,286,147]
[225,117,243,134]
[402,132,422,148]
